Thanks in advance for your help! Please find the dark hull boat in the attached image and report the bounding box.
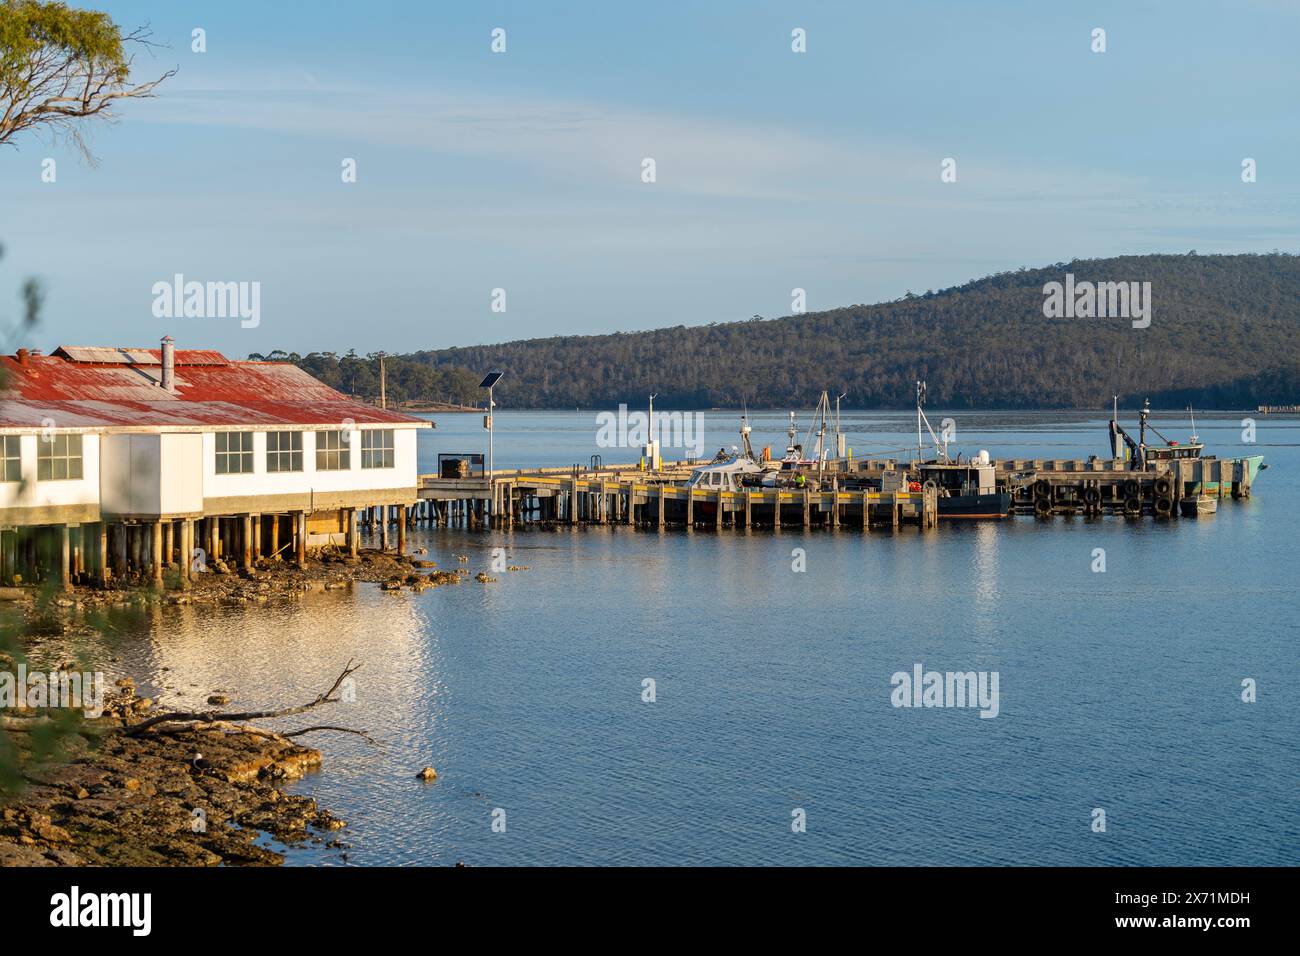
[936,491,1013,519]
[911,381,1012,519]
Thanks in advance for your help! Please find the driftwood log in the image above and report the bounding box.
[120,659,374,744]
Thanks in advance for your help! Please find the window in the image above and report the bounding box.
[2,436,20,482]
[361,429,394,469]
[316,430,351,471]
[267,431,303,472]
[37,433,82,481]
[215,431,253,474]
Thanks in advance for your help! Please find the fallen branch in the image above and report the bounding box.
[122,659,365,739]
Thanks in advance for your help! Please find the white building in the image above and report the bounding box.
[0,339,431,585]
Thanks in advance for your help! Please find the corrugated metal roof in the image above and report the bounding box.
[0,348,430,430]
[51,346,229,366]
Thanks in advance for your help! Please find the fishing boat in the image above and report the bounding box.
[1108,399,1266,494]
[910,381,1012,519]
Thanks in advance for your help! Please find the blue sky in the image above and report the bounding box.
[1,0,1297,357]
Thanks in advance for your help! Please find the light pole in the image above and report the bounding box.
[479,370,503,479]
[647,392,658,471]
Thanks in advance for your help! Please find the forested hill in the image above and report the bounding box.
[277,253,1300,409]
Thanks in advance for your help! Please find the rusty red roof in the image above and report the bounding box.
[0,347,430,430]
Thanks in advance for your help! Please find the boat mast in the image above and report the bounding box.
[916,380,925,464]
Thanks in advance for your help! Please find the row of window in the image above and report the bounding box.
[0,430,396,482]
[216,429,394,475]
[2,434,84,481]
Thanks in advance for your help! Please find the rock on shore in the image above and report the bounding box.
[0,689,344,867]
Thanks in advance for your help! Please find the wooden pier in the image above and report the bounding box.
[415,470,938,531]
[414,450,1258,529]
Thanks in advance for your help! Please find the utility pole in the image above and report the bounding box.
[378,353,387,410]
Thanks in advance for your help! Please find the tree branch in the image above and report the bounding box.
[122,660,365,738]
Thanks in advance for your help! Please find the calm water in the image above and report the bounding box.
[90,410,1297,865]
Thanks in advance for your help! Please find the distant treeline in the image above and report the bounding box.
[247,351,484,407]
[261,253,1300,410]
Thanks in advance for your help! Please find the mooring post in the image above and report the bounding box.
[657,487,665,530]
[803,489,811,528]
[685,489,694,528]
[744,489,753,529]
[715,490,723,530]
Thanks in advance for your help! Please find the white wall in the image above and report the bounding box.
[0,433,101,510]
[160,433,204,514]
[1,425,420,520]
[201,426,420,500]
[100,433,159,514]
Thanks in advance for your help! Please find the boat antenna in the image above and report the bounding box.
[1187,404,1199,445]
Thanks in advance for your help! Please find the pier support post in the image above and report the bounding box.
[657,489,665,529]
[715,491,723,530]
[803,490,811,528]
[93,522,108,584]
[180,520,192,587]
[241,514,253,568]
[774,493,782,533]
[295,511,307,568]
[59,523,71,589]
[744,490,753,529]
[397,505,407,553]
[862,492,870,532]
[347,508,358,557]
[113,523,128,577]
[150,520,163,586]
[686,490,694,528]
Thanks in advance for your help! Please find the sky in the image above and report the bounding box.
[1,0,1298,358]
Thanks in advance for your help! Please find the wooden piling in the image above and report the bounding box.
[151,520,163,585]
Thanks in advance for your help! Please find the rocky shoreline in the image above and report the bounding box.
[0,547,478,867]
[0,682,346,866]
[3,545,474,622]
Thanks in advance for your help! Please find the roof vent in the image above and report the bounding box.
[16,348,28,365]
[161,336,176,392]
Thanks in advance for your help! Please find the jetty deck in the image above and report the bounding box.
[414,451,1257,530]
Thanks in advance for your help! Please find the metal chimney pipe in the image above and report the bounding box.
[161,335,176,392]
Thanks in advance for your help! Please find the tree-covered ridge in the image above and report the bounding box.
[274,253,1300,409]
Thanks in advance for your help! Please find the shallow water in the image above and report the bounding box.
[97,410,1296,865]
